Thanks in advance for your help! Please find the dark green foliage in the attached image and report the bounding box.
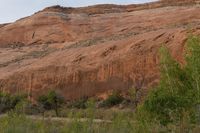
[37,90,64,116]
[101,91,124,107]
[37,95,51,110]
[68,97,89,109]
[144,88,194,124]
[143,36,200,125]
[185,36,200,103]
[0,92,27,113]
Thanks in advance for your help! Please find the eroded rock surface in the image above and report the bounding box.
[1,0,200,100]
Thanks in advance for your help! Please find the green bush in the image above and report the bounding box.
[68,97,89,109]
[37,90,65,116]
[143,36,200,125]
[0,92,27,113]
[100,91,124,107]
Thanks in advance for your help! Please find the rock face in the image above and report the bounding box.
[0,0,200,100]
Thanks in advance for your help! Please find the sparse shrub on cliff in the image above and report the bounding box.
[37,90,65,116]
[143,36,200,125]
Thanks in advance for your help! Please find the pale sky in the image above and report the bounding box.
[0,0,157,24]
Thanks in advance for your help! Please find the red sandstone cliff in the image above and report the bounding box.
[0,0,200,100]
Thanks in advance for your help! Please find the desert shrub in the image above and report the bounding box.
[68,97,89,109]
[143,36,200,125]
[37,90,65,116]
[14,100,40,115]
[0,92,27,113]
[100,91,124,107]
[124,88,141,108]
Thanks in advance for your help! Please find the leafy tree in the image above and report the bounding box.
[37,90,64,116]
[143,36,200,125]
